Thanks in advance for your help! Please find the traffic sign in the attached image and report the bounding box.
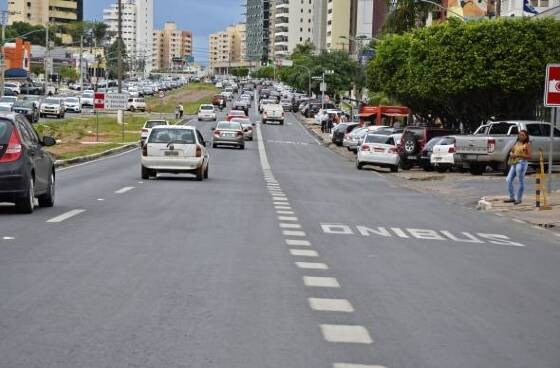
[320,82,327,92]
[94,92,105,109]
[544,64,560,107]
[105,93,128,110]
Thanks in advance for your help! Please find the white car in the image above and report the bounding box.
[40,97,65,118]
[314,109,344,125]
[128,97,146,112]
[430,136,457,172]
[0,96,18,109]
[4,82,21,95]
[262,104,284,125]
[81,92,94,107]
[141,125,209,181]
[231,117,254,141]
[141,119,170,145]
[197,104,217,121]
[64,97,82,112]
[343,126,391,152]
[356,133,400,172]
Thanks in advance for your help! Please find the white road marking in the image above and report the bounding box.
[2,236,15,240]
[273,197,288,201]
[256,123,271,171]
[275,206,292,210]
[286,239,311,246]
[274,202,290,206]
[138,181,144,184]
[115,186,135,194]
[308,298,354,312]
[277,210,295,215]
[320,325,373,344]
[279,223,302,229]
[46,209,86,223]
[333,364,387,368]
[290,249,318,257]
[56,147,138,172]
[303,276,340,288]
[278,216,298,221]
[283,230,306,237]
[97,198,105,201]
[512,218,526,224]
[295,262,328,270]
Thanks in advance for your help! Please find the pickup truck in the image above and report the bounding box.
[454,121,560,175]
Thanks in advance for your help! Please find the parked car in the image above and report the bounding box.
[40,98,65,118]
[128,97,146,112]
[20,82,44,95]
[0,113,57,213]
[356,133,400,172]
[430,136,459,172]
[64,97,82,113]
[212,121,245,149]
[418,137,446,171]
[332,122,359,146]
[231,117,254,141]
[197,104,217,121]
[262,104,284,125]
[454,120,560,175]
[0,96,18,109]
[398,126,457,169]
[344,126,390,152]
[4,82,21,95]
[12,100,40,124]
[141,119,170,145]
[304,102,336,118]
[141,125,209,181]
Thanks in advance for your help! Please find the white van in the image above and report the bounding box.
[262,104,284,125]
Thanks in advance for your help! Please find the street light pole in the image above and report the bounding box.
[117,0,123,94]
[79,35,84,91]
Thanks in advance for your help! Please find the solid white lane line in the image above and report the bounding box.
[46,209,86,223]
[275,207,292,211]
[256,123,271,171]
[277,211,295,215]
[283,230,306,237]
[56,147,138,172]
[115,186,135,194]
[308,298,355,312]
[334,364,387,368]
[320,325,373,344]
[303,276,340,288]
[290,249,318,257]
[278,216,298,221]
[295,262,328,270]
[286,239,311,246]
[279,223,302,229]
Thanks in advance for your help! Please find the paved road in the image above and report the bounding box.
[0,97,559,368]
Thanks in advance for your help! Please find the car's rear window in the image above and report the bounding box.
[148,128,195,144]
[217,122,241,130]
[200,106,213,110]
[0,120,13,143]
[135,98,145,103]
[365,135,394,144]
[145,121,168,128]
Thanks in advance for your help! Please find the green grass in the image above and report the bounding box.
[51,143,126,161]
[145,82,218,113]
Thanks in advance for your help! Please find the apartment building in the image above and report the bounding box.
[8,0,83,25]
[103,0,154,74]
[325,0,352,50]
[153,22,193,71]
[245,0,272,65]
[273,0,315,58]
[209,24,248,75]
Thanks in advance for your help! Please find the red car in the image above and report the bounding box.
[226,110,246,121]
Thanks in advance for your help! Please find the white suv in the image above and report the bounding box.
[197,104,217,121]
[262,104,284,125]
[141,125,209,181]
[128,97,146,112]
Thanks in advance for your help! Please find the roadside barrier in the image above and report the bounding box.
[536,149,551,210]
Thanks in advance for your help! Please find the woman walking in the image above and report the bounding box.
[504,130,532,205]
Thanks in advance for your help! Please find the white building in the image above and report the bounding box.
[273,0,315,59]
[103,0,154,75]
[498,0,559,16]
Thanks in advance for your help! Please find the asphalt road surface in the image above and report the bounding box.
[0,97,559,368]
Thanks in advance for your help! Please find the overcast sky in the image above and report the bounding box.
[0,0,244,64]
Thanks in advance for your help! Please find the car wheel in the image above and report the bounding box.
[195,165,204,181]
[16,177,34,214]
[130,106,135,112]
[262,120,266,124]
[38,172,55,207]
[204,165,209,179]
[356,160,363,170]
[436,166,448,173]
[400,159,412,170]
[240,145,245,150]
[469,163,485,175]
[422,163,434,172]
[212,143,217,148]
[141,165,150,179]
[403,135,418,155]
[391,165,399,173]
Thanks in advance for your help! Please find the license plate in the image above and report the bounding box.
[164,151,179,156]
[227,133,235,137]
[466,155,478,160]
[432,157,442,161]
[408,155,416,159]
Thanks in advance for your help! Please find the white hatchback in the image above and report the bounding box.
[141,125,209,181]
[197,104,217,121]
[356,133,400,172]
[141,119,170,145]
[430,136,456,172]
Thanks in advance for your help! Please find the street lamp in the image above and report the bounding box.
[313,69,334,109]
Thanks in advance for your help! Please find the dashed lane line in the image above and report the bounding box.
[303,276,340,288]
[308,298,355,313]
[279,223,302,229]
[2,236,15,240]
[275,206,292,210]
[277,210,295,215]
[333,364,387,368]
[46,209,86,223]
[278,216,298,221]
[290,249,318,257]
[115,186,135,194]
[320,324,373,344]
[283,230,306,237]
[295,262,329,270]
[286,239,311,246]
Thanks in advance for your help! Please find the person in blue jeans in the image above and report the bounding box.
[504,130,532,205]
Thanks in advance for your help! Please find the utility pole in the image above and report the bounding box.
[44,25,50,96]
[79,35,84,91]
[0,11,7,98]
[117,0,123,124]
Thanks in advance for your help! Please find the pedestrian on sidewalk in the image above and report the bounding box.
[179,104,184,118]
[175,105,180,119]
[504,130,532,205]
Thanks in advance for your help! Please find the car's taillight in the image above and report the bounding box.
[195,145,202,158]
[448,146,456,153]
[389,147,397,153]
[142,128,148,133]
[0,129,23,163]
[214,130,221,136]
[236,131,243,137]
[487,139,496,153]
[361,144,370,151]
[142,143,148,156]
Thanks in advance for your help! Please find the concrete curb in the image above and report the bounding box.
[54,143,138,169]
[292,113,329,146]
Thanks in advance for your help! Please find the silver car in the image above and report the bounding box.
[212,121,245,149]
[231,117,254,141]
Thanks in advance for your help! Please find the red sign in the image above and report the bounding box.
[544,64,560,107]
[94,92,105,109]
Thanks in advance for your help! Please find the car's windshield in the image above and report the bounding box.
[148,128,195,144]
[425,137,444,149]
[200,105,213,110]
[45,98,61,104]
[66,98,79,103]
[13,101,33,108]
[0,97,17,102]
[217,122,241,130]
[365,134,394,144]
[145,121,168,128]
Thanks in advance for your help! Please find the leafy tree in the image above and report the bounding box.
[368,17,560,129]
[251,66,275,79]
[4,22,62,46]
[59,66,79,81]
[231,67,249,77]
[106,39,129,79]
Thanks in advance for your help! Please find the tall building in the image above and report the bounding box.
[209,24,248,75]
[7,0,83,25]
[103,0,154,75]
[273,0,315,59]
[245,0,272,65]
[312,0,328,51]
[326,0,352,51]
[153,22,193,71]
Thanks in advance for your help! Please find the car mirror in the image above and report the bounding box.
[201,141,206,147]
[42,136,56,147]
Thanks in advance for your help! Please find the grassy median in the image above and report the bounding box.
[145,82,218,113]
